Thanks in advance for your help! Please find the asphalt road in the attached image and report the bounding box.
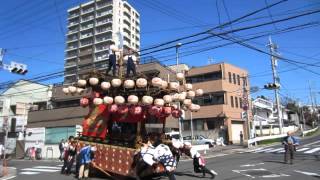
[3,134,320,180]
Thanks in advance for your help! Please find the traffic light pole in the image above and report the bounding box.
[268,37,283,134]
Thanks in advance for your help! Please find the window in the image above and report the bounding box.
[240,98,243,108]
[0,101,3,113]
[186,71,222,83]
[230,96,234,107]
[195,120,204,130]
[235,97,238,108]
[228,72,232,83]
[192,92,225,106]
[237,75,241,85]
[243,77,247,86]
[45,127,76,144]
[233,73,236,84]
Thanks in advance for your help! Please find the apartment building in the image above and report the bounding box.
[65,0,140,84]
[182,63,251,144]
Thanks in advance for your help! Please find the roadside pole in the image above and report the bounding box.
[241,76,251,147]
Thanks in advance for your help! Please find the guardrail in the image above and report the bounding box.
[248,134,287,145]
[302,127,319,137]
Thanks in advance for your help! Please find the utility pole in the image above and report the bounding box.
[175,43,183,140]
[267,37,283,134]
[241,76,251,146]
[308,81,315,128]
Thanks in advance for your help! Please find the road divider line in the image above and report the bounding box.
[21,168,60,172]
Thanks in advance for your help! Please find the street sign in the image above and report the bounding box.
[241,112,248,120]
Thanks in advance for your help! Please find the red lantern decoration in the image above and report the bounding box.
[118,105,129,114]
[163,106,172,117]
[80,97,89,107]
[130,105,143,115]
[109,104,118,113]
[172,109,182,118]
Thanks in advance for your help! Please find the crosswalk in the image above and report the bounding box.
[19,165,61,175]
[250,146,320,155]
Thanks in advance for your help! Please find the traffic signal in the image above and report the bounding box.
[264,83,280,90]
[241,111,248,120]
[10,61,28,75]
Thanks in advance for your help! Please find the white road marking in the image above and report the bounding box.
[33,166,61,170]
[294,170,320,177]
[265,148,283,153]
[261,174,290,178]
[255,148,274,153]
[21,168,60,172]
[296,148,310,152]
[240,163,264,167]
[304,147,320,154]
[276,149,285,153]
[20,172,41,175]
[1,176,16,180]
[56,164,63,167]
[303,140,320,147]
[179,153,228,162]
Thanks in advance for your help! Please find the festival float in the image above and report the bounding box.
[62,52,203,178]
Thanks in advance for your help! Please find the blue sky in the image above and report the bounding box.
[0,0,319,104]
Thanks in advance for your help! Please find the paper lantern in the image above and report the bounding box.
[77,79,87,87]
[183,99,192,106]
[149,106,162,116]
[103,96,113,105]
[124,80,135,89]
[182,105,188,111]
[111,79,122,87]
[195,89,204,96]
[89,77,99,86]
[189,104,201,112]
[178,93,186,101]
[172,109,182,118]
[136,78,147,88]
[176,73,185,81]
[124,55,137,61]
[154,98,165,107]
[109,104,118,113]
[80,97,89,107]
[118,105,129,114]
[171,104,178,110]
[161,81,168,89]
[114,96,125,105]
[62,87,69,94]
[163,95,172,103]
[172,93,180,101]
[101,82,111,90]
[187,91,196,99]
[151,77,163,87]
[169,82,179,91]
[142,96,153,105]
[110,44,117,51]
[185,83,193,91]
[128,95,139,105]
[163,106,172,116]
[93,98,103,105]
[68,86,77,94]
[130,106,143,115]
[77,88,84,94]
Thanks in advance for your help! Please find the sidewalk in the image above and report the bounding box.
[0,166,16,180]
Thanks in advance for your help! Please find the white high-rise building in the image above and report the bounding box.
[64,0,140,83]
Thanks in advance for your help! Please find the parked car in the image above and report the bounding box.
[165,131,181,140]
[183,135,215,147]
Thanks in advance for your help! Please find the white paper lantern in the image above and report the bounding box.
[171,104,178,110]
[181,91,187,97]
[93,98,103,105]
[68,86,77,94]
[154,98,165,107]
[114,96,125,105]
[77,88,84,94]
[163,95,172,103]
[152,77,163,87]
[183,99,192,106]
[161,81,168,89]
[128,95,139,104]
[178,93,186,101]
[77,79,87,87]
[169,82,179,91]
[101,82,111,90]
[62,87,69,94]
[195,89,204,96]
[182,105,188,111]
[136,78,147,88]
[124,80,135,89]
[103,96,113,105]
[189,104,201,112]
[111,79,122,87]
[89,77,99,86]
[172,93,180,101]
[184,83,193,91]
[176,72,185,81]
[187,91,196,99]
[142,96,153,105]
[110,44,117,51]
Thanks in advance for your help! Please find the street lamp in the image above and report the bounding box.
[175,43,183,140]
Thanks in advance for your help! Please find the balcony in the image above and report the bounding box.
[68,13,79,20]
[82,7,94,15]
[123,24,130,32]
[79,48,93,57]
[96,10,113,18]
[81,24,94,31]
[81,16,94,23]
[65,54,77,60]
[96,19,112,27]
[95,28,112,35]
[96,36,112,44]
[253,98,273,110]
[123,16,131,25]
[95,45,109,53]
[67,29,79,35]
[80,33,93,40]
[67,37,78,43]
[68,21,79,27]
[96,2,113,10]
[66,45,78,52]
[80,41,93,48]
[65,60,77,68]
[95,54,108,61]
